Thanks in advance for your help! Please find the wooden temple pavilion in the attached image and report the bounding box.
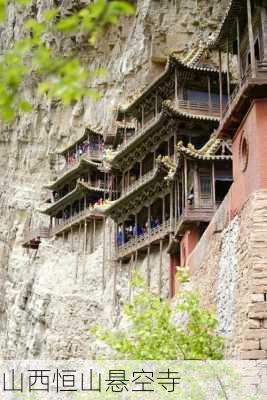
[168,133,233,293]
[57,127,104,178]
[103,51,233,279]
[114,51,229,143]
[40,129,114,242]
[209,0,267,136]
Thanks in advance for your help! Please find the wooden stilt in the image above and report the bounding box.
[71,227,73,252]
[184,158,188,212]
[93,219,96,252]
[113,260,118,309]
[147,245,151,288]
[159,239,163,296]
[129,253,134,300]
[247,0,256,78]
[102,218,106,292]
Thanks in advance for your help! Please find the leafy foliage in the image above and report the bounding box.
[92,271,224,360]
[0,0,135,121]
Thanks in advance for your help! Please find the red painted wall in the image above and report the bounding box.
[180,226,199,267]
[230,99,267,214]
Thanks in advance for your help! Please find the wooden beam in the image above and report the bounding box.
[219,49,223,119]
[247,0,256,78]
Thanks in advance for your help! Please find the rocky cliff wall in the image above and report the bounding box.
[0,0,227,358]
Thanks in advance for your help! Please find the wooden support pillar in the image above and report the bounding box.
[141,105,144,129]
[174,180,178,224]
[71,226,74,252]
[184,158,188,212]
[93,219,96,252]
[129,253,134,300]
[147,245,151,288]
[148,206,151,234]
[162,196,165,223]
[113,260,118,308]
[170,187,174,229]
[102,218,106,291]
[193,162,199,208]
[207,75,212,111]
[174,131,177,162]
[218,49,223,119]
[122,172,125,193]
[247,0,256,78]
[158,239,163,296]
[212,161,216,208]
[177,177,180,217]
[175,67,178,102]
[84,220,87,254]
[226,36,231,101]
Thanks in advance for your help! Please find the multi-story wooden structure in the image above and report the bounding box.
[103,50,233,293]
[39,128,114,250]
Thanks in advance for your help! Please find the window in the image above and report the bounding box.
[200,175,211,197]
[240,135,249,172]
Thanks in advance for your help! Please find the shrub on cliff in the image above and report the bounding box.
[92,269,224,360]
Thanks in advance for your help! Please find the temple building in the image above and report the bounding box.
[103,49,234,295]
[39,128,114,252]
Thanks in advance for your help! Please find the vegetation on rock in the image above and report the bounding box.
[0,0,134,121]
[92,269,224,360]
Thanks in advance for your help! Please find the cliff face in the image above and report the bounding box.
[0,0,226,359]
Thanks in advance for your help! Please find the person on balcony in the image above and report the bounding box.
[117,225,124,247]
[188,190,194,206]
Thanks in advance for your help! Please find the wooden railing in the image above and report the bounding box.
[117,219,172,258]
[57,149,103,177]
[121,169,156,196]
[176,99,221,118]
[118,114,160,152]
[50,207,104,236]
[222,61,267,120]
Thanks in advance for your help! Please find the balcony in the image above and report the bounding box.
[175,99,221,119]
[117,220,172,259]
[219,61,267,134]
[121,169,156,197]
[117,114,160,152]
[51,207,104,236]
[57,149,103,179]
